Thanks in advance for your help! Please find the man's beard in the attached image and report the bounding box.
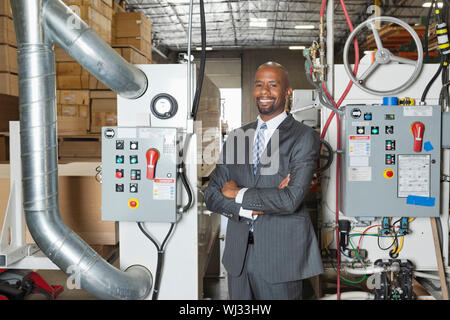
[256,100,285,115]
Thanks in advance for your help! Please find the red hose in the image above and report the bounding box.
[318,0,360,301]
[320,0,327,18]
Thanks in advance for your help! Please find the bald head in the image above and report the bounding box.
[256,61,290,88]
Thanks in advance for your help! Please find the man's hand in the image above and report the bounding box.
[221,179,241,199]
[251,174,290,216]
[278,173,290,189]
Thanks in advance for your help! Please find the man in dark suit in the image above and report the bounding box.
[204,61,323,300]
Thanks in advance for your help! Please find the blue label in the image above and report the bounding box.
[406,195,435,207]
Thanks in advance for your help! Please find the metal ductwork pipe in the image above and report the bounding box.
[10,0,152,299]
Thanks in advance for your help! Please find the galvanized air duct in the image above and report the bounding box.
[10,0,152,299]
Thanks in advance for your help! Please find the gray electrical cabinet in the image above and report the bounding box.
[101,126,180,222]
[340,104,441,217]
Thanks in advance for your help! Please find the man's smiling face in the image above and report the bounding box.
[253,65,292,121]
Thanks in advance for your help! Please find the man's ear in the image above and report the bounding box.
[285,86,293,100]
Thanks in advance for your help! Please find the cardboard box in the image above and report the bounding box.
[61,104,79,117]
[0,0,12,18]
[54,45,75,62]
[0,44,17,74]
[0,16,16,47]
[88,74,109,90]
[102,0,113,8]
[114,12,151,39]
[113,37,151,60]
[56,61,84,76]
[0,72,18,96]
[113,45,148,64]
[0,176,118,245]
[113,1,125,13]
[90,90,115,99]
[0,94,19,131]
[0,135,9,161]
[66,3,112,43]
[57,116,90,135]
[64,0,113,20]
[58,90,90,105]
[58,136,101,158]
[56,62,90,90]
[90,98,117,133]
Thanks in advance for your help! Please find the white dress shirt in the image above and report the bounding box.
[235,111,288,220]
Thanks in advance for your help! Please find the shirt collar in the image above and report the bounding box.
[256,111,287,131]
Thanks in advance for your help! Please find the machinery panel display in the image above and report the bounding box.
[101,126,180,222]
[341,104,441,217]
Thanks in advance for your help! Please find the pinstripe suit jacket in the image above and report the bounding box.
[204,113,323,283]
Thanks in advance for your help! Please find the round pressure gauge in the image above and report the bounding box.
[150,93,178,119]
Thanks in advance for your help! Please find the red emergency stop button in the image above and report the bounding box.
[128,198,139,209]
[383,168,394,179]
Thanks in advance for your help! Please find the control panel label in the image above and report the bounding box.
[348,166,372,181]
[403,106,432,117]
[153,178,175,200]
[398,155,430,198]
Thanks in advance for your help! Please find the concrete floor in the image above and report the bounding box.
[11,261,229,300]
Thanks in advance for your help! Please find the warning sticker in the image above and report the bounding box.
[153,178,175,200]
[349,135,371,157]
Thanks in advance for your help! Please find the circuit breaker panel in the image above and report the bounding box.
[101,126,180,223]
[341,104,441,217]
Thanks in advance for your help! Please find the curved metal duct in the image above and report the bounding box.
[10,0,152,299]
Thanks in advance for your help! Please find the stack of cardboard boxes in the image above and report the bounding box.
[0,0,17,97]
[195,76,222,178]
[113,11,152,62]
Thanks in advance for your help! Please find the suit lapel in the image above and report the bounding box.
[254,113,295,185]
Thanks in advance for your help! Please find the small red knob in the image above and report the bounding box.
[130,201,137,208]
[116,171,123,178]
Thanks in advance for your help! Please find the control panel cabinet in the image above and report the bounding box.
[341,105,441,217]
[101,126,180,222]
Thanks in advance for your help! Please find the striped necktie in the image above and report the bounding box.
[253,122,267,176]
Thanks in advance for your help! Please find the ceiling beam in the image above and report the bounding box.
[227,0,238,45]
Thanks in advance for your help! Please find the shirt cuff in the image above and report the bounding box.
[235,187,248,204]
[238,207,254,220]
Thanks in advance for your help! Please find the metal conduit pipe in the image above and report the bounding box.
[10,0,152,300]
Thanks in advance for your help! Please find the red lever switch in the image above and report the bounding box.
[146,148,160,180]
[411,122,425,152]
